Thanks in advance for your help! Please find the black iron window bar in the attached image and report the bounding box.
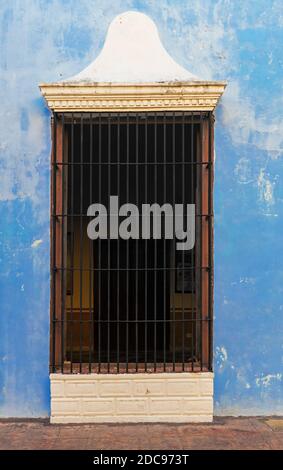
[51,111,214,374]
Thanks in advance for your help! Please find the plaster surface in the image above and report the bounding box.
[0,1,282,417]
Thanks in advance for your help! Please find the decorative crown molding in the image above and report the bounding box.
[39,81,226,113]
[40,13,226,113]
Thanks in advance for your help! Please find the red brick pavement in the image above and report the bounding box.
[0,417,282,450]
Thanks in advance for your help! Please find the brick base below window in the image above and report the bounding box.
[50,372,213,423]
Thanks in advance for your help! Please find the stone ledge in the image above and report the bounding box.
[50,372,213,423]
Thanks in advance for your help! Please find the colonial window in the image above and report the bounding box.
[40,11,225,423]
[50,111,214,374]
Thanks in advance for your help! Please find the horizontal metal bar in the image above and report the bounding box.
[53,266,210,272]
[53,161,212,166]
[53,318,211,324]
[52,213,214,218]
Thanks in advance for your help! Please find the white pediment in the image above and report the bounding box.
[65,11,199,84]
[40,11,226,112]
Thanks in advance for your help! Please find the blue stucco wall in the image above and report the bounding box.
[0,0,282,417]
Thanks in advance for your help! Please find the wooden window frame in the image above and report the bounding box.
[49,111,214,373]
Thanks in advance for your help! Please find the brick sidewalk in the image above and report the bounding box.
[0,417,282,450]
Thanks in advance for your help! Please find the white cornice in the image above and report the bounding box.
[39,81,226,112]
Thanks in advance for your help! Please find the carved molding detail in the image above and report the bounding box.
[39,82,226,112]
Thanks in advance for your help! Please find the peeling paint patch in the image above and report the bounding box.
[31,239,43,248]
[234,157,254,184]
[215,346,228,370]
[257,169,275,205]
[255,374,282,387]
[221,81,283,159]
[239,277,256,285]
[257,168,279,216]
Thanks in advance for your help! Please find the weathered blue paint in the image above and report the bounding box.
[0,0,282,416]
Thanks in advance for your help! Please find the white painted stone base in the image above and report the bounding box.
[50,372,213,423]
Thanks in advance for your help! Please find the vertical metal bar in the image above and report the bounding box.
[199,115,203,371]
[172,111,176,372]
[98,113,102,372]
[60,113,65,373]
[144,115,148,372]
[126,113,129,372]
[154,112,157,372]
[79,113,83,373]
[200,115,210,370]
[89,113,93,372]
[107,114,111,373]
[181,112,185,371]
[208,113,214,371]
[117,113,120,373]
[163,113,166,372]
[135,114,139,372]
[70,113,75,373]
[191,112,195,372]
[51,113,57,373]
